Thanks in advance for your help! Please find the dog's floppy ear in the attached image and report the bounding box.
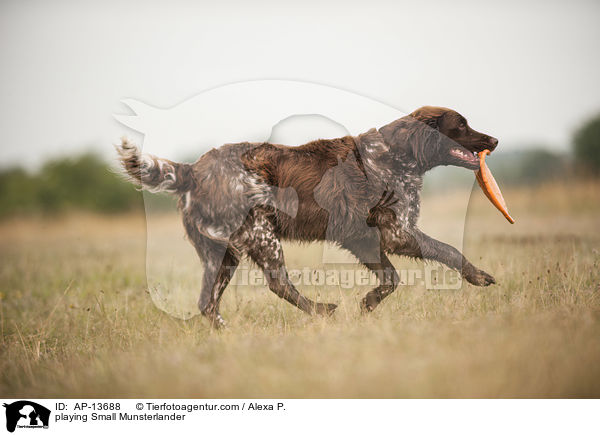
[409,106,443,131]
[406,118,442,170]
[379,117,441,171]
[422,116,439,130]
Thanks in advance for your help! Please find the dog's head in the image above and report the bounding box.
[379,106,498,172]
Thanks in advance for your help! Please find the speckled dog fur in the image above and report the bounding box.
[117,106,499,327]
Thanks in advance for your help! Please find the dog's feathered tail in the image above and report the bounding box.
[115,138,195,194]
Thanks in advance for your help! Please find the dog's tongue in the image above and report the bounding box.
[475,150,515,224]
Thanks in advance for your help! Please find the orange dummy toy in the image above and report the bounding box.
[475,150,515,224]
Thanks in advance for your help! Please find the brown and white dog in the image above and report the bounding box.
[117,106,498,327]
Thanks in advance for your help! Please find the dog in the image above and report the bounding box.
[117,106,498,327]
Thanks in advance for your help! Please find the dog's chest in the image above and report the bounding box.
[389,170,422,228]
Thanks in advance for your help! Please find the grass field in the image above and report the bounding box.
[1,180,599,398]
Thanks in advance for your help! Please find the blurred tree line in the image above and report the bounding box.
[0,153,175,218]
[0,111,599,218]
[492,111,600,182]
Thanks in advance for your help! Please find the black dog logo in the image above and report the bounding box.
[3,401,50,433]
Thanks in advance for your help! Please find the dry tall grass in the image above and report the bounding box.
[1,180,599,397]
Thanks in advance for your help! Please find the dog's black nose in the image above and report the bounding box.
[489,137,498,149]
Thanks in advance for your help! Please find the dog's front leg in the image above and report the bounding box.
[383,226,495,286]
[359,253,400,313]
[342,239,400,313]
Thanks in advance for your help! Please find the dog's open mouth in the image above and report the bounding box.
[449,147,481,169]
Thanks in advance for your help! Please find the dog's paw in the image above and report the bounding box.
[359,294,380,314]
[359,300,372,314]
[213,313,227,328]
[202,311,227,329]
[465,268,496,286]
[314,302,337,316]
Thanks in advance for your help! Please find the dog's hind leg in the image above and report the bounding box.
[198,248,239,328]
[183,216,239,328]
[250,247,337,316]
[237,209,337,316]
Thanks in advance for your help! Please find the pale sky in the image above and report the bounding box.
[1,0,600,169]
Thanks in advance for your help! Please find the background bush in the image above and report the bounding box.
[0,153,176,218]
[573,112,600,175]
